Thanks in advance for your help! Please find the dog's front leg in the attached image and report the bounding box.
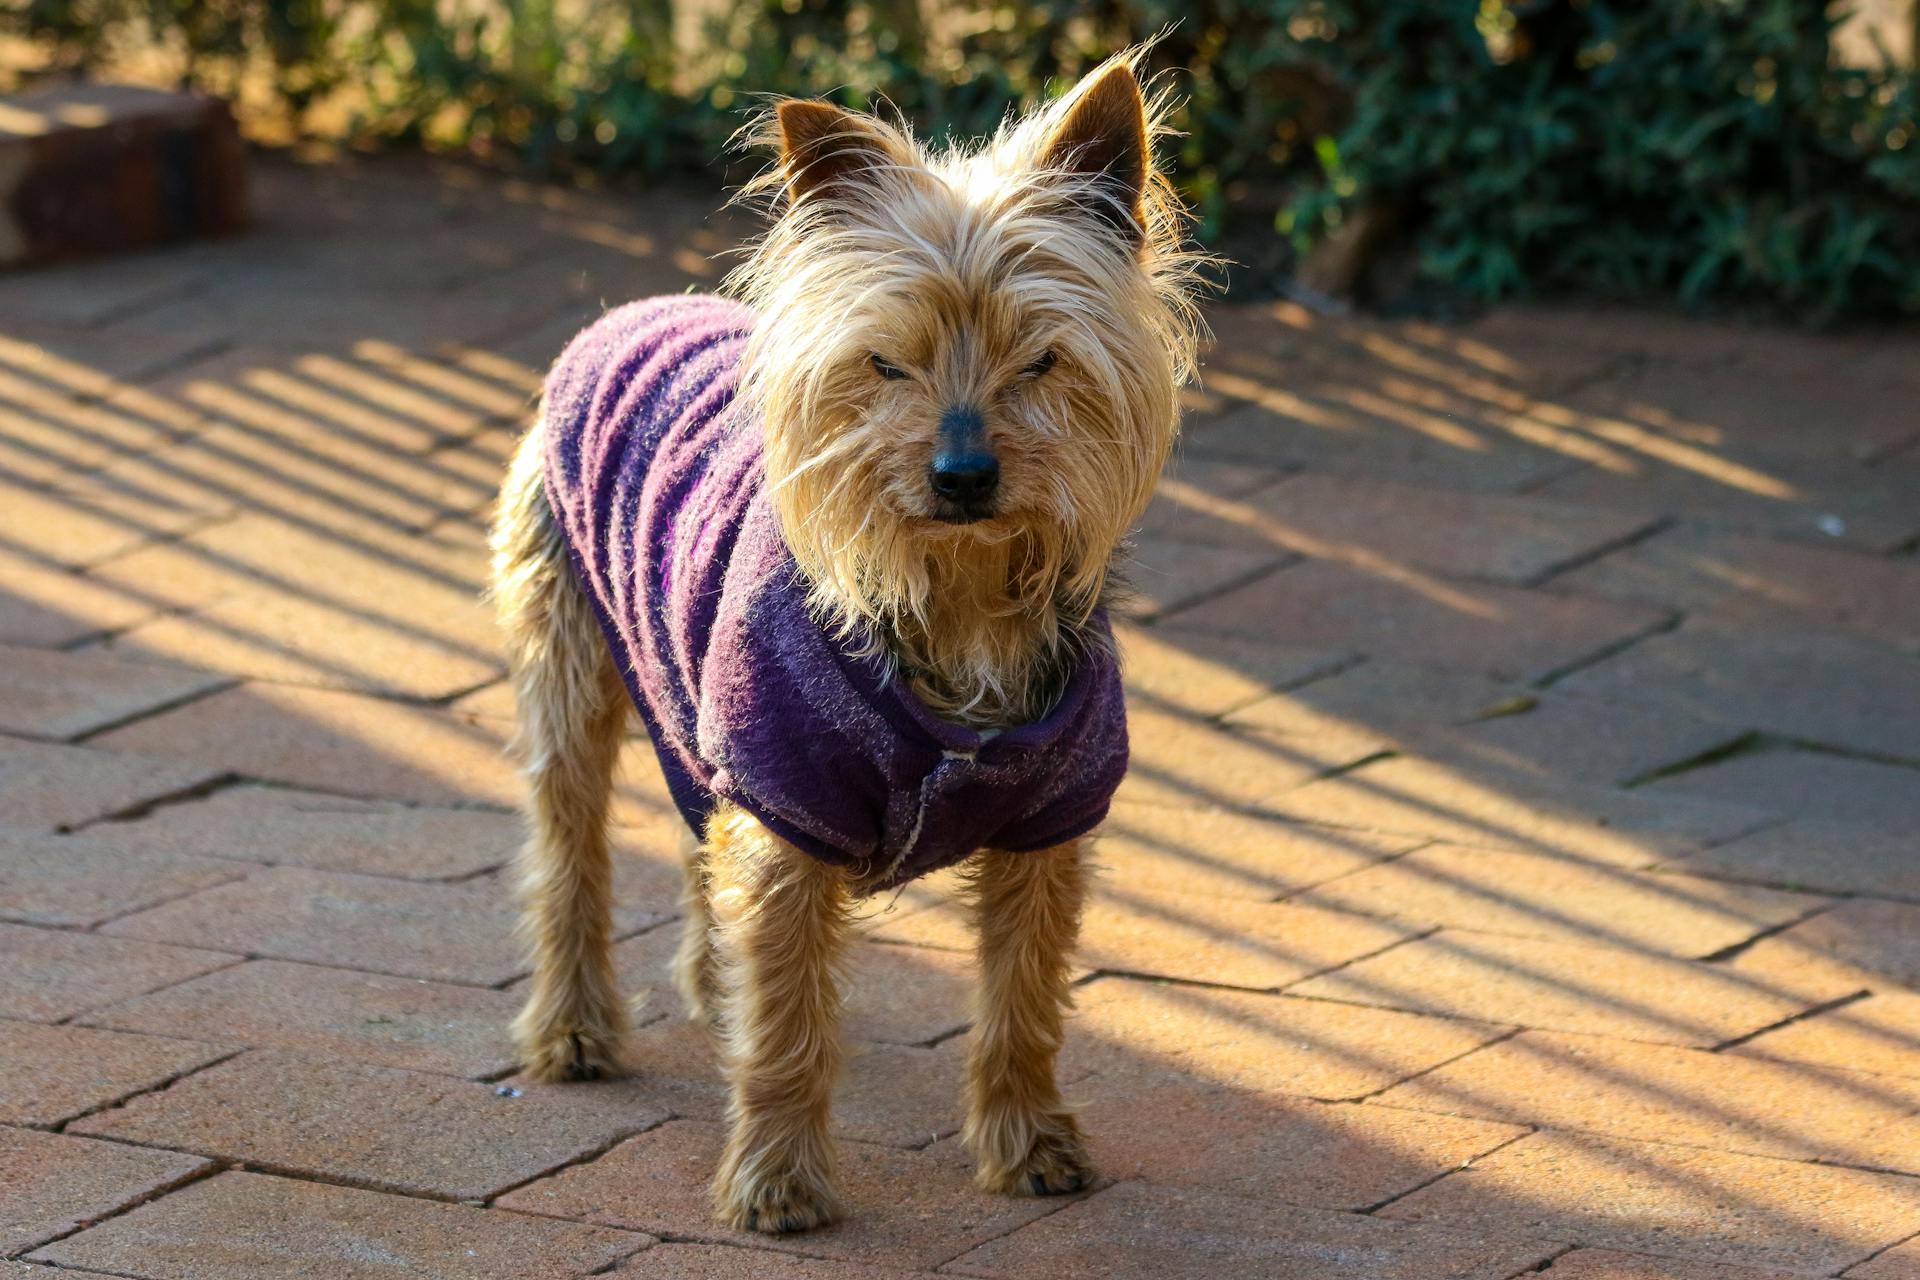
[962,841,1094,1195]
[705,803,849,1233]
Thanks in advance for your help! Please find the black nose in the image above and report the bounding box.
[929,454,1000,505]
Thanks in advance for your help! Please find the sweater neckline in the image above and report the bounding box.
[813,605,1110,763]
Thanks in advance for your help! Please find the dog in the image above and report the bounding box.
[489,50,1204,1234]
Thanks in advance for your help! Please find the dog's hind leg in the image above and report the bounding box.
[705,802,849,1233]
[671,828,721,1027]
[493,418,629,1082]
[961,841,1094,1196]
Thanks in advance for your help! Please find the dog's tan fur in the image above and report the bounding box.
[491,49,1203,1234]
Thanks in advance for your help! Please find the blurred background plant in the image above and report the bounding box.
[9,0,1917,318]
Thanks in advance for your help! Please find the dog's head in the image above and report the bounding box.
[728,52,1205,636]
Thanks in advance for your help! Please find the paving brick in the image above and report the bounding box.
[1379,1130,1920,1273]
[1261,756,1769,867]
[100,594,503,700]
[0,547,154,647]
[0,922,235,1022]
[1090,802,1421,901]
[29,1169,648,1278]
[1562,621,1920,761]
[0,828,245,928]
[176,347,497,453]
[0,646,227,741]
[1406,303,1629,393]
[92,684,524,807]
[1118,537,1287,621]
[1377,1030,1920,1171]
[1080,1076,1525,1212]
[1530,444,1920,552]
[0,240,208,326]
[611,925,977,1048]
[1291,931,1843,1047]
[1114,622,1349,719]
[3,309,229,390]
[75,418,457,532]
[79,511,502,699]
[1187,371,1582,494]
[87,512,490,617]
[1061,976,1509,1099]
[1538,1247,1842,1279]
[1226,473,1658,585]
[1662,819,1920,901]
[0,1021,229,1127]
[829,1041,971,1149]
[82,959,520,1078]
[1452,305,1732,386]
[0,1125,210,1255]
[1135,456,1294,548]
[0,476,208,571]
[103,783,524,880]
[1719,934,1884,1003]
[944,1180,1558,1280]
[1228,657,1526,737]
[1169,559,1669,683]
[1409,694,1744,786]
[1552,358,1920,462]
[511,1012,729,1120]
[1760,900,1920,989]
[1732,992,1920,1082]
[102,865,662,985]
[1649,749,1920,832]
[0,1260,123,1278]
[1118,705,1385,811]
[0,737,221,832]
[1292,845,1824,956]
[123,269,560,357]
[1848,1235,1920,1278]
[613,1243,933,1278]
[72,1050,666,1200]
[1555,525,1920,648]
[449,677,516,720]
[496,1121,1065,1271]
[0,374,201,489]
[876,889,1416,992]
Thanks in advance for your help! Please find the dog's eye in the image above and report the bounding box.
[1023,350,1058,378]
[870,354,909,381]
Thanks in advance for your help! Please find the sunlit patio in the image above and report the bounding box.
[3,152,1919,1279]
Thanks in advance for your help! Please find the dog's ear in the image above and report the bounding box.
[776,100,899,208]
[1041,60,1150,242]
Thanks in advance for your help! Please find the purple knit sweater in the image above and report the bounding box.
[542,295,1129,888]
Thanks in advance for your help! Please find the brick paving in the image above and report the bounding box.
[1,152,1917,1278]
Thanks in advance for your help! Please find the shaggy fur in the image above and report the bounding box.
[491,49,1204,1234]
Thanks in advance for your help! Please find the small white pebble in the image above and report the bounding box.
[1817,514,1847,537]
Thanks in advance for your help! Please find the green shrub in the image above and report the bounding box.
[11,0,1917,317]
[1282,1,1920,318]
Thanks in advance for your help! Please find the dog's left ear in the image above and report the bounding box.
[1041,61,1149,242]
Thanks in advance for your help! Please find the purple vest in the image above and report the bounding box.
[542,295,1129,889]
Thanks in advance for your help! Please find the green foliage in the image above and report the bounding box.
[1281,0,1920,317]
[13,0,1918,317]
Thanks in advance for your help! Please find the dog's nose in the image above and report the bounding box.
[929,453,1000,504]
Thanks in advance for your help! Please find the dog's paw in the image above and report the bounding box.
[516,1027,622,1083]
[713,1162,844,1235]
[972,1115,1094,1197]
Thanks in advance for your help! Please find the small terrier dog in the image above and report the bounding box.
[490,50,1203,1233]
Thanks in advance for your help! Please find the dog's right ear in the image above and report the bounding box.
[776,100,898,207]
